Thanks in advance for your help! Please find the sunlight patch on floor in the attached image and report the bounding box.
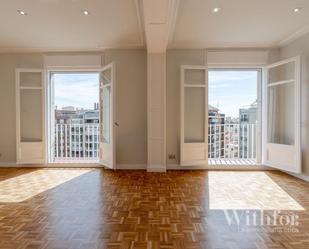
[0,169,93,203]
[208,172,304,210]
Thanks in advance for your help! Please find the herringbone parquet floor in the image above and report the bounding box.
[0,168,308,249]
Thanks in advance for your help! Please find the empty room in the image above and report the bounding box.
[0,0,308,249]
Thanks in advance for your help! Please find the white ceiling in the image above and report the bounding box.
[0,0,309,52]
[171,0,309,48]
[0,0,143,52]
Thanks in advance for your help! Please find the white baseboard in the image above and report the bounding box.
[0,162,19,167]
[147,163,166,172]
[147,167,166,173]
[285,172,309,182]
[116,164,146,170]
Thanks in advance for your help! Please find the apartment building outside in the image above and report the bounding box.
[208,102,257,160]
[54,103,100,162]
[239,100,257,159]
[208,105,225,158]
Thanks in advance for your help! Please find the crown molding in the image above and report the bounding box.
[142,0,181,53]
[169,41,278,49]
[134,0,146,46]
[167,0,180,46]
[279,24,309,47]
[0,43,145,53]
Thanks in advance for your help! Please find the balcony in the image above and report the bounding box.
[208,123,257,165]
[54,123,100,163]
[54,123,257,165]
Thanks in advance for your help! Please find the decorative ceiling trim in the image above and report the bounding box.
[142,0,181,53]
[167,0,180,46]
[0,43,145,53]
[169,41,279,49]
[169,23,309,49]
[278,24,309,47]
[134,0,146,46]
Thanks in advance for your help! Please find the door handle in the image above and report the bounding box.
[114,122,119,127]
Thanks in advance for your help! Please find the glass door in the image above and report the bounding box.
[262,56,301,173]
[99,63,116,169]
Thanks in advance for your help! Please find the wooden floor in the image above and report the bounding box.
[0,169,308,249]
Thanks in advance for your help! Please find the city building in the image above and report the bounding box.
[208,101,258,159]
[239,100,258,158]
[54,104,99,161]
[208,105,225,158]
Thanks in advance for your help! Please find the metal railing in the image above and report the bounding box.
[54,123,256,162]
[54,123,100,162]
[208,124,257,159]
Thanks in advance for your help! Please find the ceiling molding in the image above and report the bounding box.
[169,41,279,49]
[278,24,309,47]
[134,0,146,46]
[0,43,145,53]
[142,0,181,53]
[167,0,180,46]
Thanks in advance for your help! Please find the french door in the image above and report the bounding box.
[262,56,301,173]
[180,66,208,166]
[99,63,116,169]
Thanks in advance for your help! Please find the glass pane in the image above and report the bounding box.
[20,72,42,87]
[20,89,42,142]
[268,62,295,84]
[100,85,111,144]
[267,83,295,145]
[185,69,205,85]
[101,68,111,85]
[184,87,205,142]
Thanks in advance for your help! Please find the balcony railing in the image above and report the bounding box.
[54,123,256,163]
[54,123,100,162]
[208,124,257,159]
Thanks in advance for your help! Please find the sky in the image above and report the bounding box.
[209,70,258,118]
[54,70,258,118]
[54,73,99,110]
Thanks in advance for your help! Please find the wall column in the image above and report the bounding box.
[147,53,166,172]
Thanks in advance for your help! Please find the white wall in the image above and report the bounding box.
[280,33,309,176]
[0,50,147,166]
[0,53,44,163]
[104,50,147,166]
